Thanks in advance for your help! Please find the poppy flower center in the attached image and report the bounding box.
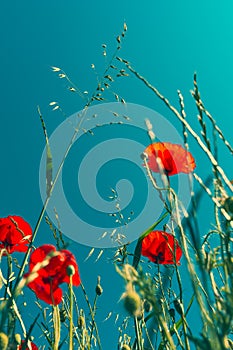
[42,276,54,284]
[154,252,164,264]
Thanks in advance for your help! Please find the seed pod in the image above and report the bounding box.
[95,276,103,296]
[144,299,152,313]
[60,306,67,323]
[173,299,183,315]
[96,284,103,296]
[77,315,85,329]
[15,334,21,345]
[121,344,131,350]
[0,333,8,350]
[223,197,233,215]
[66,265,75,277]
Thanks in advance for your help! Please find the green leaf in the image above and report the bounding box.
[46,143,53,197]
[156,294,195,350]
[139,210,169,241]
[38,106,53,197]
[170,293,195,336]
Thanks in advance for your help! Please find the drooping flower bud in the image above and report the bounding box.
[95,276,103,296]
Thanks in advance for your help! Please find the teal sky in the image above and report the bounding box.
[1,1,233,348]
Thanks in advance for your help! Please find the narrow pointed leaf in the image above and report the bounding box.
[170,293,195,336]
[133,210,169,269]
[38,106,53,197]
[46,144,53,197]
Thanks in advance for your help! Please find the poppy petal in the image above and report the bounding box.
[25,244,81,305]
[144,142,196,176]
[0,216,32,254]
[141,230,182,265]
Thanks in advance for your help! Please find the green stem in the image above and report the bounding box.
[69,275,73,350]
[134,317,143,350]
[81,283,102,350]
[52,305,60,350]
[88,294,98,349]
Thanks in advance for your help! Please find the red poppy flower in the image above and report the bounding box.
[143,142,196,176]
[0,216,32,254]
[25,244,81,305]
[141,230,182,265]
[18,340,38,350]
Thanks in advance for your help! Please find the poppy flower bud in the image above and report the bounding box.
[169,308,175,323]
[59,306,67,323]
[121,344,131,350]
[15,333,21,345]
[144,299,152,313]
[223,197,233,216]
[66,264,76,277]
[123,290,141,317]
[173,299,183,316]
[95,284,103,296]
[77,315,85,329]
[95,276,103,296]
[140,152,148,161]
[0,332,8,350]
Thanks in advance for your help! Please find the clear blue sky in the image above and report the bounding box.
[1,1,233,348]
